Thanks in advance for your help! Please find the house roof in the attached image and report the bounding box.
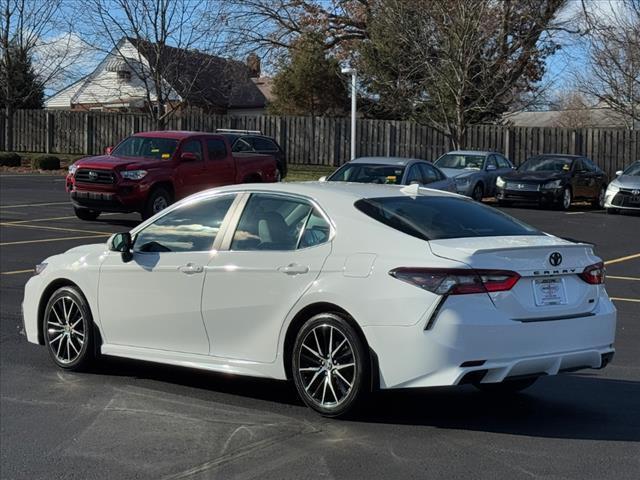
[127,38,266,110]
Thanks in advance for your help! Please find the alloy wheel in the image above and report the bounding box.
[598,188,605,208]
[153,196,168,213]
[297,324,356,408]
[46,296,86,364]
[563,188,571,209]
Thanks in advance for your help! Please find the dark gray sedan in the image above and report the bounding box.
[434,150,515,201]
[323,157,457,192]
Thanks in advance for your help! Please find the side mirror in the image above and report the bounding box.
[180,152,198,162]
[109,232,133,262]
[486,164,497,171]
[615,170,623,176]
[318,176,327,182]
[105,146,114,155]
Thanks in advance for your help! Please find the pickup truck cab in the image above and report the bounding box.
[67,131,278,220]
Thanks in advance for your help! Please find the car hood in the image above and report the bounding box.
[500,171,566,183]
[72,154,165,171]
[64,243,109,256]
[438,168,480,179]
[610,175,640,189]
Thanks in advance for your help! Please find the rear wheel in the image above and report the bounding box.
[142,187,172,220]
[74,207,100,221]
[474,377,538,394]
[43,286,95,371]
[292,313,368,417]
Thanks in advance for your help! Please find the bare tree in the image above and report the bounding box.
[81,0,229,128]
[552,90,593,128]
[578,0,640,129]
[0,0,67,149]
[359,0,571,148]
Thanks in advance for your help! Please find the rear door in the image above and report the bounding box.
[202,137,236,187]
[201,192,332,363]
[175,138,207,197]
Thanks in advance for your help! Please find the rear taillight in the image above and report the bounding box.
[579,262,605,284]
[389,268,520,295]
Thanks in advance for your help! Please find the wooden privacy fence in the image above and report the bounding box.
[1,109,638,177]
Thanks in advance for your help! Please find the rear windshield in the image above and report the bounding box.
[328,164,405,185]
[355,196,542,240]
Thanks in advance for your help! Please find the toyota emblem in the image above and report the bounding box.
[517,183,524,189]
[549,252,563,267]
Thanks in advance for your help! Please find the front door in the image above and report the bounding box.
[201,192,333,363]
[202,137,236,187]
[98,193,237,354]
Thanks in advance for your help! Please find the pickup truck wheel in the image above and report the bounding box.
[143,187,172,220]
[74,207,100,221]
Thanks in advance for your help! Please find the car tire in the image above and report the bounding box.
[43,286,96,371]
[557,187,572,210]
[474,377,538,394]
[607,208,619,215]
[142,186,172,220]
[471,183,484,202]
[291,312,368,418]
[74,207,100,221]
[592,186,606,208]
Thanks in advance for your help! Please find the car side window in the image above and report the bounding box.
[418,163,440,184]
[299,209,331,248]
[181,139,202,160]
[251,137,279,152]
[583,157,599,173]
[405,165,424,184]
[486,155,497,170]
[232,138,253,153]
[207,139,227,160]
[133,195,235,253]
[573,159,584,172]
[231,194,314,251]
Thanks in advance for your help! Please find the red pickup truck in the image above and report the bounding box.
[66,131,278,220]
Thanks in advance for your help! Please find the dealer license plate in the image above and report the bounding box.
[533,278,567,306]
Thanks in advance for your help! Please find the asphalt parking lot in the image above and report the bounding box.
[1,174,639,480]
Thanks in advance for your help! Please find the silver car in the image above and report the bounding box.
[605,161,640,214]
[324,156,457,192]
[434,150,515,201]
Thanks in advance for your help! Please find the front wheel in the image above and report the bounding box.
[74,207,100,221]
[471,183,484,202]
[292,313,368,417]
[557,187,572,210]
[43,286,95,370]
[592,186,606,208]
[474,377,538,394]
[142,187,172,220]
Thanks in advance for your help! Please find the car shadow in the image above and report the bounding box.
[89,357,640,442]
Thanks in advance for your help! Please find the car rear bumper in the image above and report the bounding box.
[363,293,616,389]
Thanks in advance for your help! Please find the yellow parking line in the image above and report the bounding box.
[605,253,640,266]
[0,202,69,209]
[608,275,640,281]
[0,234,109,246]
[0,269,33,275]
[0,222,111,236]
[4,213,120,224]
[610,297,640,303]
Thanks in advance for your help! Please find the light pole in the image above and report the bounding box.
[341,67,357,160]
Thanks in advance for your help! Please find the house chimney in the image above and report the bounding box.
[247,53,261,78]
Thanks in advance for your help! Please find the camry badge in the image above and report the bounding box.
[549,252,562,267]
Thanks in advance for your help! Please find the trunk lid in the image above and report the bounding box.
[428,235,602,320]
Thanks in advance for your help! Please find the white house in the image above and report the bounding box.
[45,37,270,115]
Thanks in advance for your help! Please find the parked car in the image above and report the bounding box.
[66,131,278,221]
[495,154,609,210]
[604,161,640,214]
[217,129,288,181]
[323,157,457,193]
[23,182,616,417]
[433,150,514,201]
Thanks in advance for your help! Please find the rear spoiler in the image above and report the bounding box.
[560,236,595,247]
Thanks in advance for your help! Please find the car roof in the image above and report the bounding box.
[132,130,220,140]
[445,150,492,156]
[350,156,425,166]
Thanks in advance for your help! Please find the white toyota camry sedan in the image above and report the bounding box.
[22,182,616,417]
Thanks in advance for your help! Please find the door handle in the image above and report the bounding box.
[278,263,309,275]
[178,263,203,274]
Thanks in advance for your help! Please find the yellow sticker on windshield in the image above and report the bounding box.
[562,164,570,171]
[161,153,170,159]
[386,176,397,183]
